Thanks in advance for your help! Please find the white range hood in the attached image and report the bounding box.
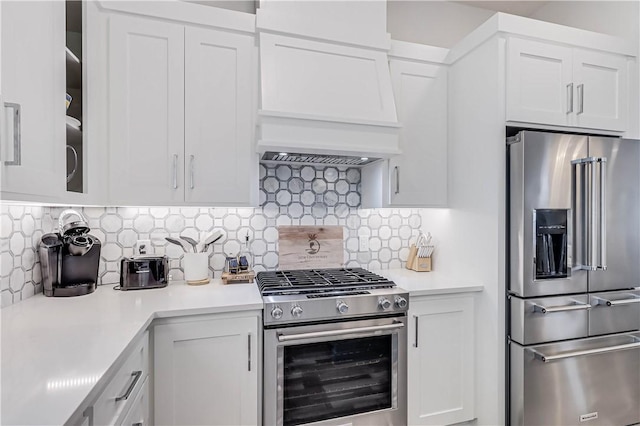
[256,0,401,163]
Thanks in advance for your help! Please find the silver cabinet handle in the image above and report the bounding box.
[530,339,640,362]
[577,83,584,114]
[172,154,178,189]
[413,315,419,348]
[394,166,400,194]
[595,295,640,307]
[278,322,404,342]
[3,102,21,166]
[598,158,607,270]
[532,302,591,314]
[82,406,94,426]
[247,333,251,372]
[566,83,574,114]
[132,423,143,426]
[115,371,142,402]
[189,155,195,190]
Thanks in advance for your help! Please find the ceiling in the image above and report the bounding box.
[451,1,549,16]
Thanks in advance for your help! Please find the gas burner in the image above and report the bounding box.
[257,268,408,326]
[256,268,395,296]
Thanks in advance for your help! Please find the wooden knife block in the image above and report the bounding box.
[406,244,432,272]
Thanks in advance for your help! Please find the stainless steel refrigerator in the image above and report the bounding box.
[507,130,640,426]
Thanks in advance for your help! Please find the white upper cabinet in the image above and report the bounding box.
[106,10,256,206]
[506,37,629,132]
[108,14,185,205]
[361,41,448,208]
[184,27,256,205]
[389,59,447,207]
[573,48,628,131]
[506,38,573,127]
[1,1,65,202]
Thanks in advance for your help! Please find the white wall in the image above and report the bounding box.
[530,1,639,51]
[387,1,494,48]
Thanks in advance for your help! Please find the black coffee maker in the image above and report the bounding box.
[39,209,102,297]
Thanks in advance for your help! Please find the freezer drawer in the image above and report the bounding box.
[590,289,640,336]
[510,295,590,345]
[510,333,640,426]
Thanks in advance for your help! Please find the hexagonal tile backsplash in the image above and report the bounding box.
[0,164,422,307]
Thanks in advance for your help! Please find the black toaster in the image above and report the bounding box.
[119,256,169,290]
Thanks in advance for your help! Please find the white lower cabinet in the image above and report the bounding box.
[153,314,259,426]
[407,295,475,426]
[68,332,150,426]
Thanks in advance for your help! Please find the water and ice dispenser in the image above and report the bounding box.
[534,209,569,280]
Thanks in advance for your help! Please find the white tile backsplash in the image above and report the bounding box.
[0,164,423,307]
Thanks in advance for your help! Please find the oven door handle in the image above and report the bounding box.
[277,322,404,342]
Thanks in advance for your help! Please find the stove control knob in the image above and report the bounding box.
[291,305,303,318]
[395,296,408,309]
[379,298,392,310]
[337,301,349,314]
[271,306,283,320]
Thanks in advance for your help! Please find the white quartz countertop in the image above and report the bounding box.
[376,268,484,297]
[0,268,481,425]
[1,280,262,426]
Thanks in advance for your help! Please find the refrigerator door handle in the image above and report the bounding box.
[571,158,591,271]
[598,158,607,270]
[529,338,640,363]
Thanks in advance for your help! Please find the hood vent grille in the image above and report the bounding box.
[261,152,378,166]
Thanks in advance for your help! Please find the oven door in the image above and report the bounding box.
[264,316,407,426]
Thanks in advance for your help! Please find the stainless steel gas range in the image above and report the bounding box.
[256,268,409,426]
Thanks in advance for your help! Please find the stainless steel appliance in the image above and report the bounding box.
[507,131,640,425]
[38,209,101,297]
[257,268,408,426]
[118,256,168,290]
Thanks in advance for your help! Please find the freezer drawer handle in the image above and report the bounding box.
[277,322,404,342]
[530,339,640,363]
[594,295,640,307]
[532,302,591,314]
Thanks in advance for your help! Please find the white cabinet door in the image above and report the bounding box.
[408,295,475,426]
[108,15,185,205]
[388,60,447,207]
[506,38,573,127]
[154,316,259,426]
[0,1,65,200]
[185,27,256,206]
[573,48,628,132]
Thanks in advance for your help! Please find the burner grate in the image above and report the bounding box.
[256,268,394,295]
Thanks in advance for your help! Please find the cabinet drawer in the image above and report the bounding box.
[94,332,149,426]
[589,290,640,336]
[510,295,590,345]
[118,377,150,426]
[511,333,640,426]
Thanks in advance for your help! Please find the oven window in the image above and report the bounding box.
[283,335,392,426]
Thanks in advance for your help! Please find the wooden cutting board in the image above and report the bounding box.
[278,226,344,270]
